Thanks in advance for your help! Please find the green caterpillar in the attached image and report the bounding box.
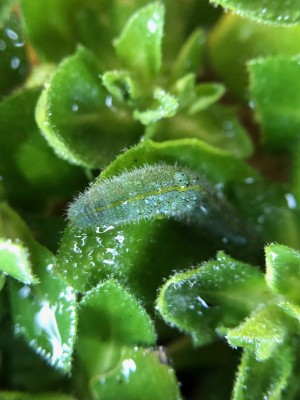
[68,164,208,228]
[68,163,260,260]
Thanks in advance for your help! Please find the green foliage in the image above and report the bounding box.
[2,0,300,399]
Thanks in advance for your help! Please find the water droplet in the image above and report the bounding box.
[285,193,297,209]
[121,358,136,382]
[5,28,18,41]
[72,103,79,112]
[196,296,209,309]
[147,19,158,33]
[34,301,64,365]
[244,177,255,184]
[19,285,31,298]
[0,40,6,51]
[10,57,20,70]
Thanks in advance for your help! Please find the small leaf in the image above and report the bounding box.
[265,243,300,304]
[172,74,225,113]
[233,346,294,400]
[36,46,142,168]
[156,251,269,345]
[78,279,156,346]
[227,305,292,360]
[114,2,164,85]
[0,202,38,283]
[278,301,300,325]
[208,14,300,99]
[211,0,300,25]
[89,347,182,400]
[133,87,178,125]
[188,83,225,115]
[171,28,205,80]
[0,239,38,284]
[102,70,141,105]
[249,56,300,152]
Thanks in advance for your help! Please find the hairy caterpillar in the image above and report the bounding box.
[67,163,262,261]
[68,164,209,228]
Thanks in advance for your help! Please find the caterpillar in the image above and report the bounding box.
[67,163,261,262]
[67,163,210,228]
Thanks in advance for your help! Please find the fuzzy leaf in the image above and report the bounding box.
[114,2,164,85]
[78,279,156,346]
[227,305,292,360]
[133,88,178,125]
[9,256,77,373]
[0,239,37,284]
[265,244,300,304]
[36,46,142,168]
[233,345,294,400]
[156,251,269,345]
[0,202,38,284]
[211,0,300,25]
[89,347,181,400]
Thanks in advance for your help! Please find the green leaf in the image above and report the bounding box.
[0,239,38,284]
[89,346,181,400]
[233,346,294,400]
[75,280,156,386]
[114,2,164,85]
[0,11,28,97]
[9,256,77,373]
[265,244,300,304]
[0,203,77,372]
[172,74,225,113]
[0,202,38,283]
[0,393,76,400]
[188,84,225,115]
[36,46,143,168]
[208,14,300,99]
[227,305,292,360]
[78,279,156,346]
[102,70,141,105]
[153,104,253,158]
[0,87,86,207]
[171,28,205,81]
[278,301,300,325]
[211,0,300,25]
[156,251,269,345]
[249,56,300,152]
[133,87,178,125]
